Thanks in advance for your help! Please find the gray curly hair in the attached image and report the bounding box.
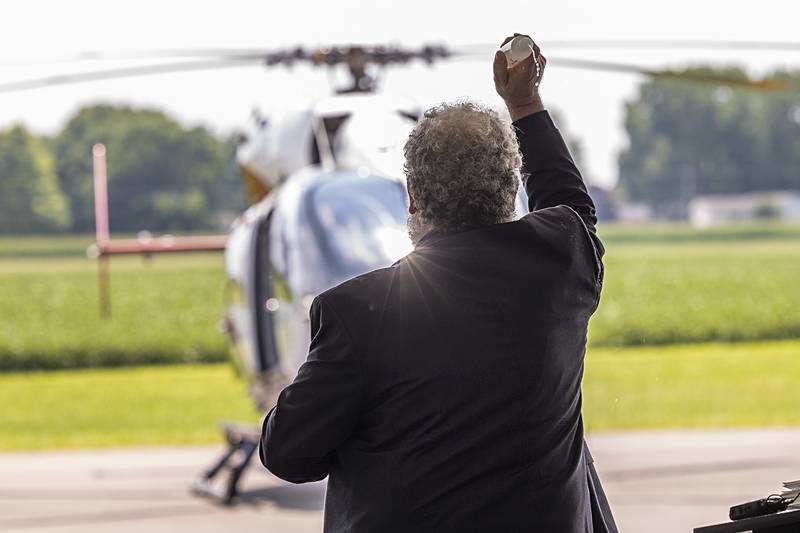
[403,101,521,238]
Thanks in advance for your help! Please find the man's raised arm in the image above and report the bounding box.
[514,111,599,235]
[494,34,604,257]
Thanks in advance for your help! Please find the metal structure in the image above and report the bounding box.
[88,144,227,318]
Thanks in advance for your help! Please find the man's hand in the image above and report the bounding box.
[493,33,547,122]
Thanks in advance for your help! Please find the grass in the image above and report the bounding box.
[1,340,798,451]
[2,226,797,451]
[0,224,799,370]
[583,339,800,430]
[589,240,800,346]
[0,234,95,259]
[0,363,257,450]
[0,253,228,370]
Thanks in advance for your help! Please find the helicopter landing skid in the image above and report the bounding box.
[191,422,260,505]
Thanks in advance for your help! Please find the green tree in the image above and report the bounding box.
[0,126,70,233]
[55,105,238,233]
[618,68,800,216]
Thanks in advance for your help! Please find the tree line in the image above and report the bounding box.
[2,70,798,233]
[0,104,244,234]
[618,68,800,217]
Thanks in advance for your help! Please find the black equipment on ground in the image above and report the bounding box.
[695,509,800,533]
[730,496,792,521]
[191,422,261,505]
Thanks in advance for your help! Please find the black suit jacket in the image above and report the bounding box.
[260,111,617,533]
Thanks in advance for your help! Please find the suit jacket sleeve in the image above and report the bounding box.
[259,295,363,483]
[514,110,605,276]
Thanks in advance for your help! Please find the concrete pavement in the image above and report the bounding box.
[2,428,799,532]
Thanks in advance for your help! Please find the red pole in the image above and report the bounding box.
[98,256,111,319]
[92,143,111,318]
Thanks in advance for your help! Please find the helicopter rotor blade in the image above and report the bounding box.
[450,39,800,55]
[0,58,264,94]
[64,39,800,63]
[446,47,794,92]
[73,49,274,61]
[0,49,277,66]
[0,42,795,95]
[547,57,793,91]
[543,39,800,50]
[2,39,796,67]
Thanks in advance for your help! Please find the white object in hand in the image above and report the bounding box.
[500,35,535,69]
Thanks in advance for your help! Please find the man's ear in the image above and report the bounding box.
[408,193,417,215]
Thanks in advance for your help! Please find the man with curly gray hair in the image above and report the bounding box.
[261,33,615,533]
[404,101,522,243]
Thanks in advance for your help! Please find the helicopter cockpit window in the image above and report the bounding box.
[310,176,412,280]
[310,113,351,165]
[333,111,416,180]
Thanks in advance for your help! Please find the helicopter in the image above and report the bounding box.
[0,39,795,503]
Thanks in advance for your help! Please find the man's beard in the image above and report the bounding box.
[407,212,428,246]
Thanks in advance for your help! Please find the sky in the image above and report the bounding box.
[0,0,797,187]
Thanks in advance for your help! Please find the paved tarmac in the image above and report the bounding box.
[2,428,799,532]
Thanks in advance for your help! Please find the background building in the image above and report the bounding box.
[688,191,800,227]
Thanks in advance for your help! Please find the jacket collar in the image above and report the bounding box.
[414,223,489,249]
[414,228,450,248]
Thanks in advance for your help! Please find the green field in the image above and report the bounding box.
[583,340,800,429]
[0,234,96,259]
[0,226,798,450]
[591,239,800,346]
[0,251,227,370]
[1,340,798,451]
[0,364,256,450]
[0,225,798,370]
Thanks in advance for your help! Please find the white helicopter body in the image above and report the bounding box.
[224,92,422,410]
